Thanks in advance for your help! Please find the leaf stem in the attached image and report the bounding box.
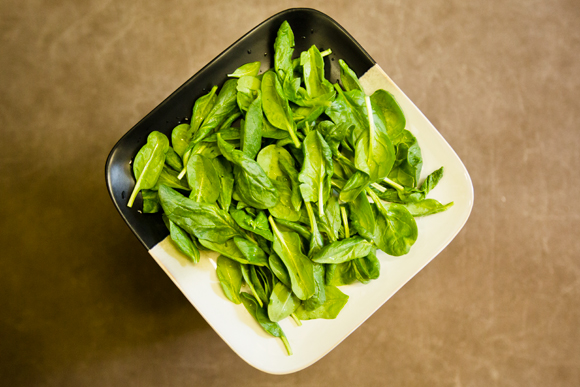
[305,202,318,235]
[320,48,332,57]
[340,205,350,238]
[366,187,388,215]
[290,313,302,326]
[371,182,387,193]
[281,336,293,356]
[383,177,404,191]
[287,123,301,148]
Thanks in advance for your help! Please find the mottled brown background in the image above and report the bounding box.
[1,0,579,386]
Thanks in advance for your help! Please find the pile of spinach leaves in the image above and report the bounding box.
[127,20,453,356]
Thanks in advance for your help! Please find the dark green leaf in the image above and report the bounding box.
[169,220,200,263]
[159,185,243,243]
[295,285,349,320]
[311,236,373,264]
[268,282,300,322]
[128,131,170,207]
[216,255,243,304]
[269,217,315,301]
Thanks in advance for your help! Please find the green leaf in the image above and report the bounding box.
[158,185,243,243]
[171,123,191,158]
[228,61,261,78]
[273,20,295,81]
[403,199,454,217]
[198,238,248,264]
[339,59,363,92]
[368,193,418,256]
[153,166,189,191]
[229,208,273,241]
[261,71,300,148]
[269,254,291,288]
[295,285,349,320]
[326,262,357,286]
[187,154,220,204]
[303,263,326,311]
[298,130,333,217]
[191,80,239,144]
[300,45,334,99]
[190,86,218,137]
[240,293,292,356]
[217,134,279,209]
[212,156,234,212]
[169,220,200,263]
[269,217,315,301]
[311,236,373,264]
[216,255,243,304]
[128,131,170,207]
[348,191,375,241]
[233,237,268,266]
[142,190,160,213]
[165,147,183,172]
[241,90,263,159]
[268,282,301,322]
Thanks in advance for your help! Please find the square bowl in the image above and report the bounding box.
[105,8,474,374]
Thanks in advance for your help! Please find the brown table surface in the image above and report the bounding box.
[2,0,579,385]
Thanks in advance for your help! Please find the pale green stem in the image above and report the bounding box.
[291,313,302,327]
[281,336,293,356]
[320,48,332,57]
[383,177,405,191]
[340,206,350,238]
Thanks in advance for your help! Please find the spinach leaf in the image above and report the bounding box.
[303,263,326,311]
[250,265,272,306]
[241,264,263,307]
[202,128,241,143]
[217,134,279,209]
[128,131,170,207]
[273,219,312,240]
[159,185,243,243]
[153,166,190,191]
[233,237,268,266]
[403,199,454,217]
[187,154,220,204]
[142,190,160,213]
[216,255,243,304]
[212,156,234,212]
[352,248,380,284]
[367,189,418,256]
[240,292,292,356]
[317,121,349,157]
[191,79,239,144]
[300,45,334,99]
[311,236,373,264]
[190,86,218,137]
[169,220,200,263]
[278,158,302,212]
[348,191,375,241]
[198,238,248,264]
[295,285,349,320]
[237,75,261,112]
[326,262,357,286]
[171,123,191,158]
[269,216,315,301]
[268,282,300,322]
[298,130,333,217]
[228,61,261,78]
[241,90,263,159]
[273,20,295,82]
[165,147,183,172]
[269,254,291,288]
[339,59,363,92]
[261,70,300,148]
[352,95,396,181]
[229,208,273,241]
